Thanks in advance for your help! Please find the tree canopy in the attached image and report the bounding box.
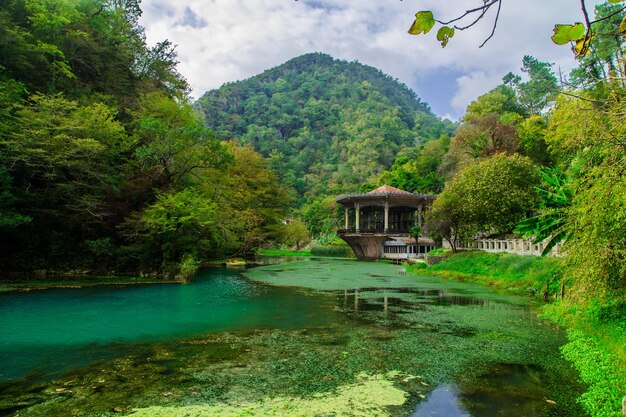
[0,0,289,277]
[425,153,539,250]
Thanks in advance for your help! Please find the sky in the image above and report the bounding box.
[139,0,602,120]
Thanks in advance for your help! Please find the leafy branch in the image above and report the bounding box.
[407,0,626,54]
[407,0,502,48]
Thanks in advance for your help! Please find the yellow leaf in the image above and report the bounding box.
[574,36,592,56]
[408,11,435,35]
[551,23,585,45]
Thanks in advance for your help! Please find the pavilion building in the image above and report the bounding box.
[336,185,437,260]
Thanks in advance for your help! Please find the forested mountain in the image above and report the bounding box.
[0,0,288,277]
[194,53,455,200]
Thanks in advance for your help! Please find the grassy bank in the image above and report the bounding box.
[417,250,563,296]
[258,238,354,258]
[415,250,626,416]
[256,248,312,257]
[542,299,626,417]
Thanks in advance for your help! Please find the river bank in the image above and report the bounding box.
[418,250,626,417]
[0,275,183,294]
[0,256,290,293]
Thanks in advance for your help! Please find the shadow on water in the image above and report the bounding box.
[412,364,557,417]
[334,287,515,337]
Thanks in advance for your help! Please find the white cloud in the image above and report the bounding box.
[139,0,603,117]
[451,71,502,115]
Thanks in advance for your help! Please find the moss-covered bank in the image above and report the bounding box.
[0,275,180,294]
[418,250,626,416]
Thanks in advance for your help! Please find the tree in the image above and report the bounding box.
[126,188,219,275]
[378,134,450,193]
[424,190,466,252]
[0,94,130,270]
[273,219,311,250]
[299,196,341,237]
[424,153,540,250]
[543,85,626,301]
[517,115,551,165]
[0,0,292,276]
[566,168,626,299]
[510,56,560,115]
[452,114,519,159]
[464,85,525,122]
[514,168,572,256]
[132,92,228,190]
[570,2,626,91]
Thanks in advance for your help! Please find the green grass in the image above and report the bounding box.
[256,248,312,257]
[425,247,451,257]
[310,245,355,258]
[541,298,626,417]
[422,251,563,295]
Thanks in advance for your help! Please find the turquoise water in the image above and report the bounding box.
[0,268,336,381]
[0,259,585,417]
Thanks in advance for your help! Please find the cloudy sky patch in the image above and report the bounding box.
[140,0,601,119]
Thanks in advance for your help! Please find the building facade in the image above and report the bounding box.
[336,185,436,260]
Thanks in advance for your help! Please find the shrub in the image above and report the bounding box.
[178,254,200,280]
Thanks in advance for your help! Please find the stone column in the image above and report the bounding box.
[355,203,360,232]
[344,206,349,229]
[417,204,423,227]
[384,201,389,233]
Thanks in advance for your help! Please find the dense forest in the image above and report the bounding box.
[0,0,290,278]
[195,53,454,198]
[194,53,455,235]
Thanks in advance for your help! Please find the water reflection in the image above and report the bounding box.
[337,287,505,315]
[412,385,470,417]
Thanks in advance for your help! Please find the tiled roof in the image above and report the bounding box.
[367,185,412,195]
[336,184,435,204]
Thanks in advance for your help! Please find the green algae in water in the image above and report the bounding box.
[244,258,531,304]
[244,259,422,291]
[131,372,409,417]
[0,259,587,417]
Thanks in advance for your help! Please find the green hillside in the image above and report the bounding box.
[194,53,454,200]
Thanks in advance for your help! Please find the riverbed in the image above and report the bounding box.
[0,258,585,416]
